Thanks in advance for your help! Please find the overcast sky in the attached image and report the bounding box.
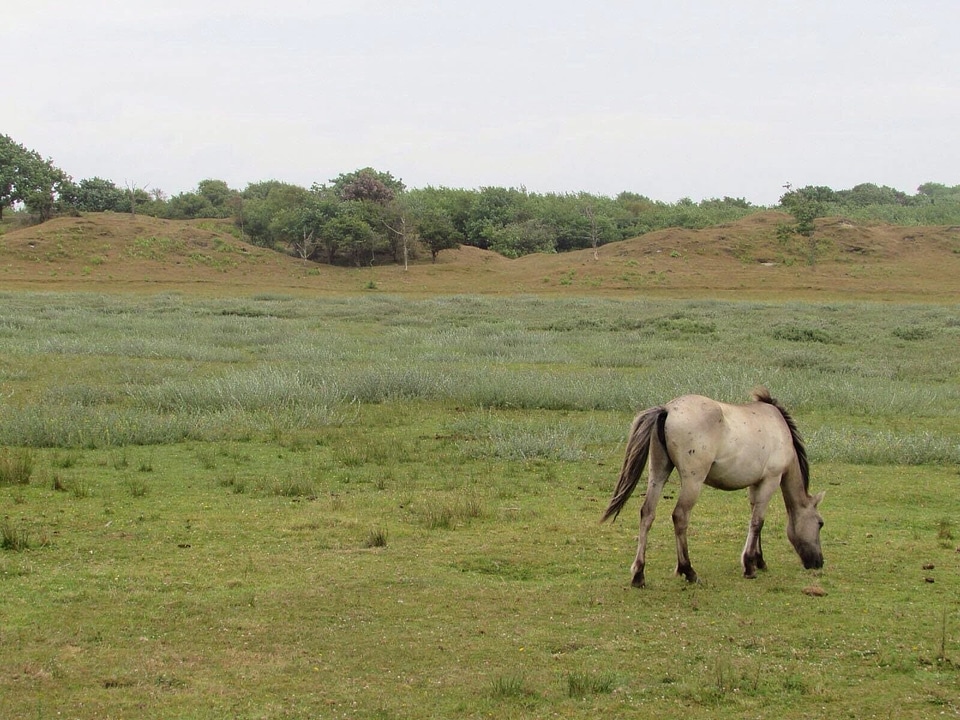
[4,1,958,205]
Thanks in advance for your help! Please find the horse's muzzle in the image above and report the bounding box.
[802,552,824,570]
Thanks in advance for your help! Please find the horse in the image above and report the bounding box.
[601,387,824,587]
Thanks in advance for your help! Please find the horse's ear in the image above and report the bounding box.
[813,490,826,507]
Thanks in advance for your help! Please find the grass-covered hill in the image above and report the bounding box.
[1,211,958,300]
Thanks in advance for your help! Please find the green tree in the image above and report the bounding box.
[23,160,69,221]
[465,186,531,249]
[0,135,70,221]
[272,188,379,266]
[406,186,475,241]
[330,168,405,202]
[838,183,909,207]
[323,202,376,266]
[74,177,127,212]
[328,168,403,264]
[197,179,238,216]
[162,179,239,220]
[272,189,336,262]
[916,182,958,202]
[240,181,311,247]
[0,134,24,218]
[164,191,216,219]
[778,184,832,266]
[779,185,830,237]
[490,219,554,258]
[417,207,462,261]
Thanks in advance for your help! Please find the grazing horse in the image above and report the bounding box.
[601,388,824,587]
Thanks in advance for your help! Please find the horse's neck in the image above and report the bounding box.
[780,461,812,511]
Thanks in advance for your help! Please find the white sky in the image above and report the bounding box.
[4,1,958,205]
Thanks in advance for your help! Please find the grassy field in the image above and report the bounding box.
[1,291,958,718]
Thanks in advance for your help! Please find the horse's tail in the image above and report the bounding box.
[601,406,667,523]
[752,386,810,491]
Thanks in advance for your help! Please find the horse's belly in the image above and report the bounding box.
[704,458,772,490]
[706,437,791,488]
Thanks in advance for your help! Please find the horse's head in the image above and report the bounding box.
[787,490,825,569]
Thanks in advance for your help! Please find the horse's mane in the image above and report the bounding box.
[751,386,810,491]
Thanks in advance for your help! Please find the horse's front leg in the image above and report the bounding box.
[672,477,704,583]
[742,476,780,578]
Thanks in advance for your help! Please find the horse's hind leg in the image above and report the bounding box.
[742,476,780,578]
[672,476,704,583]
[630,439,673,588]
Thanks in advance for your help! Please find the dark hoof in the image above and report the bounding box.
[677,564,698,584]
[631,571,645,588]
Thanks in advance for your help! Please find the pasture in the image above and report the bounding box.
[1,291,958,719]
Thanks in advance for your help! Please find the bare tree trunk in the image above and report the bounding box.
[293,229,315,263]
[125,180,148,216]
[383,214,410,271]
[400,215,409,271]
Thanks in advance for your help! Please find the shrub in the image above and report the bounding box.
[771,324,837,344]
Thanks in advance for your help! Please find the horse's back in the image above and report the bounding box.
[663,394,795,489]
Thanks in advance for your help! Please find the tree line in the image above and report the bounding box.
[4,133,960,265]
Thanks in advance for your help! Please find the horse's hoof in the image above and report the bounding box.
[676,565,698,584]
[631,571,645,588]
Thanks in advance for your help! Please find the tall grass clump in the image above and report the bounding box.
[0,448,34,485]
[0,388,344,450]
[263,474,318,499]
[458,368,635,411]
[0,404,193,448]
[1,517,31,551]
[489,673,537,701]
[344,367,452,403]
[416,496,485,530]
[363,528,388,548]
[470,423,586,462]
[565,671,618,698]
[131,368,344,415]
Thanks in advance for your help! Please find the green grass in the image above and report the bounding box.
[0,291,958,718]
